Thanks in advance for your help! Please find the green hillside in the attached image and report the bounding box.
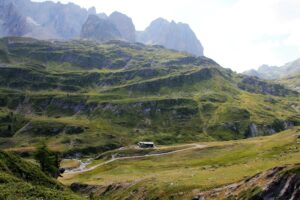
[0,37,299,156]
[61,127,300,199]
[277,72,300,92]
[0,150,83,199]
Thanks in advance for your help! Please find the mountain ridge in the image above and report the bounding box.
[137,18,204,56]
[0,0,205,56]
[243,58,300,80]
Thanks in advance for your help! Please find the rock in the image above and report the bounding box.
[238,76,298,96]
[137,18,204,56]
[64,125,85,135]
[195,165,300,199]
[251,166,300,199]
[88,7,96,15]
[70,182,91,193]
[192,195,203,200]
[109,11,136,42]
[248,123,258,137]
[12,0,90,39]
[0,1,33,37]
[81,15,122,42]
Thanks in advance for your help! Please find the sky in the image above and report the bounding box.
[33,0,300,72]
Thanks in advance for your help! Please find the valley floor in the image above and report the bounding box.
[59,127,300,199]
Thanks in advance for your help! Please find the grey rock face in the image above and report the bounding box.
[0,1,205,54]
[0,0,32,37]
[0,0,90,39]
[81,15,122,42]
[137,18,204,56]
[248,123,258,137]
[109,11,136,42]
[238,76,298,96]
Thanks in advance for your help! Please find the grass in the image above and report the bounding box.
[61,159,81,169]
[277,72,300,92]
[60,127,300,199]
[0,36,299,157]
[0,150,84,199]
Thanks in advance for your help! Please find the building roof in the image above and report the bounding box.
[138,141,154,145]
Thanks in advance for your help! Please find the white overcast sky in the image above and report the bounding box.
[33,0,300,72]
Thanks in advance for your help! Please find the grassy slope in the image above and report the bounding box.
[0,37,299,156]
[60,127,300,199]
[277,72,300,92]
[0,150,84,200]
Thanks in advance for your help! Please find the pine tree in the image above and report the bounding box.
[34,144,63,178]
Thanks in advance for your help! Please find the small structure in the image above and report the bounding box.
[138,141,155,148]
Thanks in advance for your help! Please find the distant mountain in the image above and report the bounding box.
[0,0,93,39]
[137,18,204,56]
[81,15,122,42]
[109,11,136,42]
[243,58,300,80]
[0,0,33,36]
[243,58,300,92]
[0,0,204,55]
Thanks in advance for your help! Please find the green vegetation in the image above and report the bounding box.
[0,150,83,199]
[0,37,298,156]
[35,144,63,178]
[61,127,300,199]
[277,72,300,92]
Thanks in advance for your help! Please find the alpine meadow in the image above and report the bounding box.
[0,0,299,199]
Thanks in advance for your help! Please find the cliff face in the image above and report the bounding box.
[80,15,122,42]
[0,0,32,37]
[0,0,91,39]
[137,18,204,56]
[0,1,205,55]
[109,11,136,42]
[194,165,300,200]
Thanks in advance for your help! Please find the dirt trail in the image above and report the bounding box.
[64,144,206,174]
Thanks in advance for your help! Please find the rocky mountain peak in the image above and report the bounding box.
[80,14,122,42]
[0,0,32,37]
[88,6,97,15]
[0,0,205,56]
[137,18,204,56]
[108,11,136,42]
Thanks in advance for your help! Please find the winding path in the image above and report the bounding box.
[64,144,206,174]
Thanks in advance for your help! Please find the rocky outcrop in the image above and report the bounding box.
[70,182,135,199]
[107,67,222,93]
[109,11,136,42]
[80,12,136,42]
[194,164,300,200]
[238,76,298,96]
[137,18,204,56]
[245,120,295,137]
[254,167,300,200]
[81,15,122,42]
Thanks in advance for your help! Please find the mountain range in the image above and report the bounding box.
[244,58,300,80]
[0,0,204,56]
[243,58,300,92]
